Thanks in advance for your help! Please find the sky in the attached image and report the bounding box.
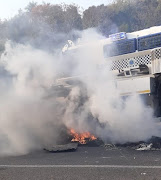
[0,0,113,20]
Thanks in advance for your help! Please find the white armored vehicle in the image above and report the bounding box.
[59,26,161,117]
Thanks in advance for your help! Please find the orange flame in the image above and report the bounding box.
[69,128,97,144]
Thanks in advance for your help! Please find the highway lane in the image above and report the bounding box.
[0,146,161,179]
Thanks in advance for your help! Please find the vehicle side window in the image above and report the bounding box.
[138,33,161,51]
[103,39,136,58]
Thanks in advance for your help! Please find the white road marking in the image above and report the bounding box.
[0,165,161,169]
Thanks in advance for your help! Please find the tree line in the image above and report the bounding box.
[0,0,161,51]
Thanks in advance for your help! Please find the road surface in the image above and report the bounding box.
[0,146,161,179]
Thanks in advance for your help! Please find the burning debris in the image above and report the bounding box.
[69,128,97,144]
[44,129,98,153]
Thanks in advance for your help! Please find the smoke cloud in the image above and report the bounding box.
[62,29,160,144]
[0,29,160,156]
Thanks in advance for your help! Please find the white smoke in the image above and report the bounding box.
[62,29,161,144]
[0,29,160,156]
[0,43,65,155]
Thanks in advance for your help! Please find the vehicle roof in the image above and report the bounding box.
[67,25,161,50]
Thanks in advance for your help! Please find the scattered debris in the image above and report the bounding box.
[104,144,118,150]
[134,137,161,151]
[116,137,161,151]
[44,143,78,152]
[117,142,144,149]
[136,143,152,151]
[44,137,161,152]
[141,172,147,175]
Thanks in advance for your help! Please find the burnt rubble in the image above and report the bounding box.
[76,138,104,147]
[104,144,118,150]
[44,136,161,152]
[44,143,78,152]
[115,137,161,151]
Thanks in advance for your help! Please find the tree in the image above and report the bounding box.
[0,20,7,52]
[25,1,37,12]
[4,0,161,50]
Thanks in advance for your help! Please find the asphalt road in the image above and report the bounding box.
[0,146,161,180]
